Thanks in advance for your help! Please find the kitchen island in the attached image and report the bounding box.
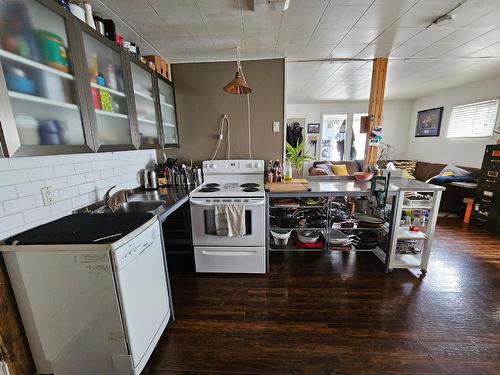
[267,177,445,274]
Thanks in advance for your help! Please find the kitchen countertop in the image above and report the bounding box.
[267,177,445,197]
[129,185,195,222]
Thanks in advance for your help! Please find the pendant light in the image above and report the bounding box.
[223,46,252,95]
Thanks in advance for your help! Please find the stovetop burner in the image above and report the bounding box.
[240,183,260,188]
[243,187,259,192]
[200,187,220,193]
[205,183,220,188]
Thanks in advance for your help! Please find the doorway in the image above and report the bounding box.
[319,113,367,161]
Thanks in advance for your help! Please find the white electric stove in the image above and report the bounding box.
[189,160,266,274]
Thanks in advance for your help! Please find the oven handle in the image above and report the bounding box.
[190,200,265,207]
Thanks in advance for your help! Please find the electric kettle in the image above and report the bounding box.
[144,169,159,190]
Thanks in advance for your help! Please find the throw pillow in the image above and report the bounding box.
[440,164,471,176]
[331,164,349,176]
[316,162,334,175]
[309,167,328,176]
[391,160,418,177]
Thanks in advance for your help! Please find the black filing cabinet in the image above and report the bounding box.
[471,144,500,233]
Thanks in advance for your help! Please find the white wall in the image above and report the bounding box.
[0,150,156,241]
[287,100,412,160]
[406,76,500,168]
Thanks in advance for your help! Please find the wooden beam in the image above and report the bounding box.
[364,58,388,168]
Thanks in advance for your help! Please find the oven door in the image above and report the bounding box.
[190,197,265,247]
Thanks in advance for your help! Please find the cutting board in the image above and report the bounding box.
[265,178,311,192]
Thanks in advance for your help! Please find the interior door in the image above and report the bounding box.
[320,113,367,162]
[320,114,349,161]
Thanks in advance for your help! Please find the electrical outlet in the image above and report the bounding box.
[41,186,56,206]
[272,121,280,132]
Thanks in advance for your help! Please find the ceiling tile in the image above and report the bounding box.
[356,1,420,29]
[308,28,351,45]
[331,43,369,58]
[342,28,382,43]
[317,5,369,29]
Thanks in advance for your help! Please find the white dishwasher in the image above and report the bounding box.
[1,213,171,375]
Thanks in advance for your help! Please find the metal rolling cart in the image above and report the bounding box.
[265,177,444,275]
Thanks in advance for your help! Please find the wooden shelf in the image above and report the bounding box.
[91,82,126,97]
[95,109,128,119]
[8,91,79,110]
[0,49,74,80]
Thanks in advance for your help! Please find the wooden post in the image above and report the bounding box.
[364,58,388,168]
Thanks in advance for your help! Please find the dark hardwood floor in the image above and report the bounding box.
[148,218,500,374]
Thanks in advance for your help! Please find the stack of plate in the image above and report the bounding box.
[352,214,385,228]
[355,230,380,249]
[329,229,353,251]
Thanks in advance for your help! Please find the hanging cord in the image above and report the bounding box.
[247,94,252,159]
[236,47,253,160]
[210,114,231,160]
[226,115,231,159]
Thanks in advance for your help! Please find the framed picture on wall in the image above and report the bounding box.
[415,107,443,137]
[307,123,320,134]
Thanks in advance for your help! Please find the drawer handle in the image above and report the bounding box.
[201,250,256,256]
[485,179,496,183]
[482,199,492,203]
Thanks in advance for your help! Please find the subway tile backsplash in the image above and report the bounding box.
[0,150,156,241]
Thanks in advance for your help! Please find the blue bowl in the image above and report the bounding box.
[5,73,36,95]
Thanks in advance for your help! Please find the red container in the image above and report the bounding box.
[91,87,101,110]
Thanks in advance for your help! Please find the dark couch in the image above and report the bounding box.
[412,161,480,212]
[308,160,480,212]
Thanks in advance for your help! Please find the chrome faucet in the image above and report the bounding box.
[104,186,116,208]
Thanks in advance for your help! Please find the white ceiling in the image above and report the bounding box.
[92,0,500,102]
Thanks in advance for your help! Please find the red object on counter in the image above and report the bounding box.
[115,34,123,47]
[91,87,101,110]
[409,226,421,232]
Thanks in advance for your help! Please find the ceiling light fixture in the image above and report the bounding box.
[283,0,290,11]
[426,0,469,29]
[223,46,252,95]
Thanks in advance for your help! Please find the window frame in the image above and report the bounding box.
[446,98,499,139]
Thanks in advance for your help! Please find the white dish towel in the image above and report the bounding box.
[214,203,246,237]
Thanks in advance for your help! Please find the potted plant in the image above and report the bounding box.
[285,140,314,178]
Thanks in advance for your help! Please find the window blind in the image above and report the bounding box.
[447,99,499,138]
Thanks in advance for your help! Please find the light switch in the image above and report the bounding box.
[272,121,280,132]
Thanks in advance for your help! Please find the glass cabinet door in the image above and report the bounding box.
[130,62,160,147]
[0,0,91,156]
[157,77,179,147]
[82,32,132,148]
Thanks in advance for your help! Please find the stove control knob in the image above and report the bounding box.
[252,162,259,169]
